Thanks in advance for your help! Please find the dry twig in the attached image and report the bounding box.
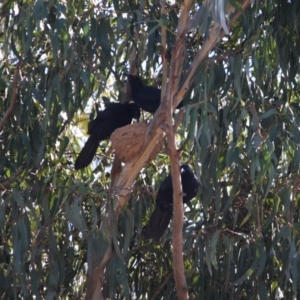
[0,64,20,132]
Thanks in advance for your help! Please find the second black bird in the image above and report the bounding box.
[75,102,140,170]
[145,164,199,240]
[125,74,183,113]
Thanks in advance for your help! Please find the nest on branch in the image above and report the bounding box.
[110,122,163,163]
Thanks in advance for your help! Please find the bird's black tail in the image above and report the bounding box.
[144,205,173,240]
[75,135,100,170]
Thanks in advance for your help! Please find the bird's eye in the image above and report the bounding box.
[181,165,187,172]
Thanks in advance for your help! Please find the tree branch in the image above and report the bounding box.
[85,123,165,299]
[0,64,19,132]
[150,271,174,300]
[0,166,24,191]
[85,1,253,298]
[174,109,186,132]
[175,0,252,107]
[160,0,168,99]
[164,0,193,298]
[85,241,113,300]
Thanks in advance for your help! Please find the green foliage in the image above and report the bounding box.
[1,0,300,299]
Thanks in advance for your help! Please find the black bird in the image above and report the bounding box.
[145,164,199,240]
[125,74,183,113]
[75,102,140,170]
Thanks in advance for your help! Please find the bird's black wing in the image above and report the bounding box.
[181,164,199,203]
[88,104,115,134]
[144,206,173,240]
[144,174,173,240]
[75,104,118,170]
[134,86,161,113]
[144,165,199,239]
[135,85,161,101]
[155,175,174,210]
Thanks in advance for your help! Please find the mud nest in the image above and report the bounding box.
[110,122,163,163]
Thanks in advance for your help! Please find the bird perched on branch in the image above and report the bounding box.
[125,74,183,113]
[75,102,140,170]
[144,164,199,240]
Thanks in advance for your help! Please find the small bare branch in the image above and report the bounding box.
[0,64,20,132]
[164,1,193,298]
[175,0,252,108]
[160,0,168,100]
[110,155,122,187]
[150,272,174,300]
[0,166,24,191]
[85,242,113,300]
[174,109,186,132]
